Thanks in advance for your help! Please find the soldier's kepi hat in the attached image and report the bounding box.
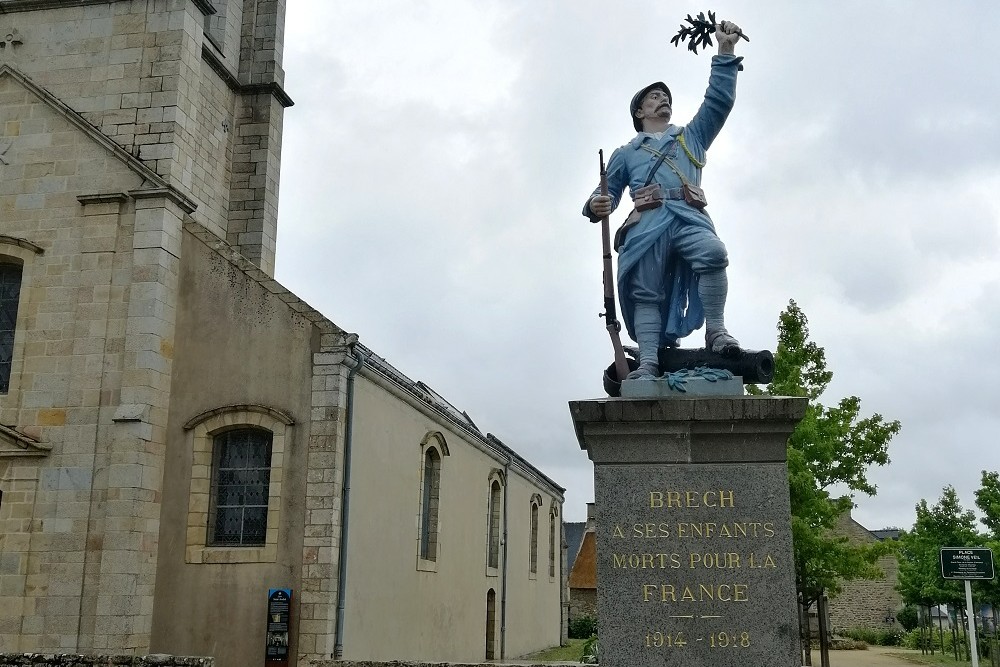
[630,81,672,132]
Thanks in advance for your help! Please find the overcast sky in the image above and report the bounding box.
[274,1,1000,530]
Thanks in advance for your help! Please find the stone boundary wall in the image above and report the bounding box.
[0,655,213,667]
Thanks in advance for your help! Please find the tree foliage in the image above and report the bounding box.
[897,486,980,607]
[972,472,1000,606]
[896,474,1000,614]
[975,471,1000,539]
[752,300,901,604]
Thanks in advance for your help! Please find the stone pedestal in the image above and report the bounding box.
[569,396,806,667]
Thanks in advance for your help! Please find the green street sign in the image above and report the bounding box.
[940,548,995,580]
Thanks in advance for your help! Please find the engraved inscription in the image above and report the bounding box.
[641,583,749,602]
[650,490,735,508]
[611,521,775,539]
[644,630,752,649]
[601,478,790,660]
[612,552,776,569]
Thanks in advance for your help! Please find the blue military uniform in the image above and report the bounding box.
[585,54,743,348]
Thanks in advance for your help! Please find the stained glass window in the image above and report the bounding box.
[0,262,23,394]
[209,428,272,546]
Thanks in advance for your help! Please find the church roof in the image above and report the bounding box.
[361,345,565,496]
[184,222,563,498]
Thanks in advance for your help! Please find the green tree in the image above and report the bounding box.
[974,471,1000,539]
[972,472,1000,610]
[898,486,980,610]
[751,300,901,653]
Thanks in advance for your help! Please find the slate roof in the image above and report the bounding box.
[564,521,586,570]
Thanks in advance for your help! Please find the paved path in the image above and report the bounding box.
[826,646,927,667]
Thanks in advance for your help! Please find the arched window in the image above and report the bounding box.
[549,504,559,578]
[419,447,441,561]
[529,494,542,576]
[0,239,42,398]
[417,432,449,569]
[487,479,502,569]
[0,260,24,394]
[485,588,497,659]
[209,427,272,546]
[183,404,292,564]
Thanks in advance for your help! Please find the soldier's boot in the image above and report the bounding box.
[700,269,741,356]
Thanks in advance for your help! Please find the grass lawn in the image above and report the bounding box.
[860,646,982,667]
[519,637,588,661]
[889,652,974,667]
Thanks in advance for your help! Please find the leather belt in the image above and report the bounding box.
[632,186,685,202]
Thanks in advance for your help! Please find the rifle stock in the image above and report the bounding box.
[599,150,632,383]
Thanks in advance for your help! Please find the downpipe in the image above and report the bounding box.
[333,344,365,659]
[500,455,511,659]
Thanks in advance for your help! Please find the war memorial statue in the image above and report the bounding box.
[571,17,805,666]
[583,19,769,392]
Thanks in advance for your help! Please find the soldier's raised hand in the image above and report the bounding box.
[716,20,742,55]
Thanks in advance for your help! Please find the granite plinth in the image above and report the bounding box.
[569,395,806,667]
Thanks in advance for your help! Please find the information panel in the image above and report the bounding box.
[940,548,995,580]
[265,588,292,664]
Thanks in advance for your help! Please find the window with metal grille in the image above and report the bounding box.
[0,262,23,394]
[419,448,441,561]
[209,428,272,546]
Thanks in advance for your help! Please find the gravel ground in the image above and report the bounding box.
[826,646,927,667]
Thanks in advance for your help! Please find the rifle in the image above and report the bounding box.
[598,150,632,383]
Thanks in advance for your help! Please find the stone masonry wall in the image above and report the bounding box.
[569,589,597,621]
[0,66,145,653]
[2,0,288,276]
[0,654,212,666]
[827,515,902,631]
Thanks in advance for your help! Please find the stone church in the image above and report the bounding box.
[0,2,565,666]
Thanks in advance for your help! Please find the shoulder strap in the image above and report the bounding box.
[643,148,671,187]
[640,136,692,187]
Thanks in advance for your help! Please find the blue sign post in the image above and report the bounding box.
[266,588,292,666]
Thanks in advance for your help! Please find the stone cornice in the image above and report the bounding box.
[190,0,216,16]
[129,187,197,214]
[0,234,44,254]
[77,192,128,206]
[0,423,50,458]
[202,44,294,108]
[0,0,212,13]
[242,81,294,108]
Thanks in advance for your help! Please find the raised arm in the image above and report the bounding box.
[684,21,745,156]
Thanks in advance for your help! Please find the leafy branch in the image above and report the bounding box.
[670,11,749,54]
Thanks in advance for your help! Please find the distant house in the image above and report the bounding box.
[826,512,903,631]
[567,504,597,621]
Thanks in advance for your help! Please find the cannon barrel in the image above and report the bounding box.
[659,347,774,384]
[603,347,774,397]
